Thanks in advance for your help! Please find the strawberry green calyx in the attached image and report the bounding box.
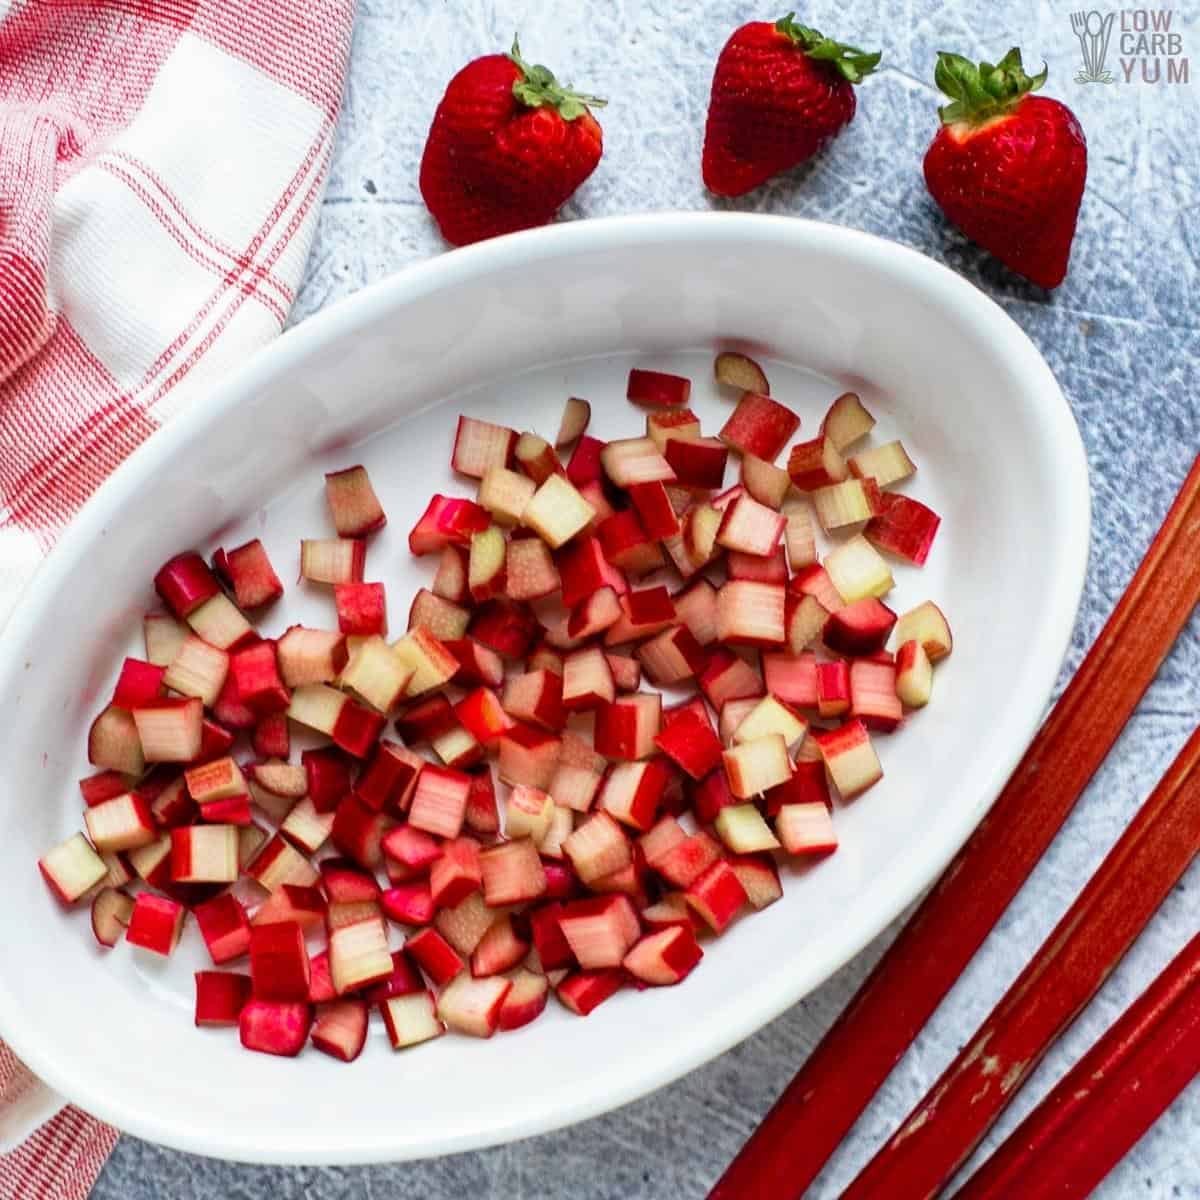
[933,47,1048,125]
[774,14,881,83]
[507,36,607,120]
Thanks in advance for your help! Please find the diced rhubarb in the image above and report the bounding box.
[894,600,953,662]
[514,432,564,485]
[850,658,903,732]
[170,825,239,883]
[498,724,561,790]
[597,508,664,575]
[276,626,348,688]
[821,391,875,450]
[665,436,728,490]
[506,536,560,602]
[723,734,792,798]
[477,838,547,908]
[126,892,186,956]
[522,474,595,549]
[252,884,325,932]
[325,464,386,537]
[699,648,764,711]
[849,440,916,489]
[556,969,624,1016]
[144,610,189,667]
[565,434,606,487]
[194,893,252,964]
[815,719,882,798]
[381,990,445,1049]
[468,598,538,660]
[216,539,283,609]
[866,491,942,565]
[556,396,591,447]
[601,437,677,487]
[405,764,470,839]
[776,802,839,856]
[111,657,165,710]
[594,693,661,760]
[759,649,815,707]
[405,927,465,987]
[627,367,691,408]
[329,912,392,995]
[741,453,792,509]
[426,837,481,908]
[717,580,785,647]
[186,592,254,651]
[895,640,933,707]
[435,890,501,956]
[720,391,799,461]
[567,586,622,640]
[685,859,747,933]
[381,883,435,925]
[599,759,669,831]
[563,810,631,884]
[558,536,628,608]
[39,833,107,904]
[408,495,490,556]
[813,479,876,532]
[559,894,641,968]
[195,971,253,1027]
[817,659,852,717]
[623,925,703,986]
[154,552,220,618]
[824,597,897,656]
[604,585,677,646]
[309,997,369,1062]
[714,350,770,394]
[246,832,322,892]
[728,853,783,909]
[391,626,459,696]
[300,537,366,583]
[787,436,848,490]
[452,415,518,479]
[503,669,564,732]
[80,770,134,808]
[239,1000,312,1057]
[562,646,616,711]
[458,768,496,835]
[437,974,512,1038]
[637,625,707,687]
[646,408,702,453]
[716,493,787,557]
[132,698,203,764]
[731,695,807,748]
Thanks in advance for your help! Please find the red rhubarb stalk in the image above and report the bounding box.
[958,930,1200,1200]
[708,453,1200,1200]
[841,723,1200,1199]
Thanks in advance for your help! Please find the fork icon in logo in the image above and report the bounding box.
[1071,10,1116,82]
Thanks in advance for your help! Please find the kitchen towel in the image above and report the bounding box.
[0,0,354,1192]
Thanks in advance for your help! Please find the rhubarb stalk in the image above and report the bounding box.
[708,453,1200,1200]
[841,722,1200,1199]
[958,930,1200,1200]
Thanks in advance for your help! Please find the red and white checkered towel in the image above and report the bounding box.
[0,0,354,1193]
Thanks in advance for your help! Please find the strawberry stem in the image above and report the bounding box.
[933,47,1047,125]
[508,36,607,121]
[774,14,881,84]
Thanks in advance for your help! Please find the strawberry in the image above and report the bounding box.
[420,39,605,247]
[702,14,879,197]
[923,49,1087,289]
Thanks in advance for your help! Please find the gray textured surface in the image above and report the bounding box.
[95,2,1199,1196]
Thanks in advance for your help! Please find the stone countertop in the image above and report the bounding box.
[94,1,1199,1195]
